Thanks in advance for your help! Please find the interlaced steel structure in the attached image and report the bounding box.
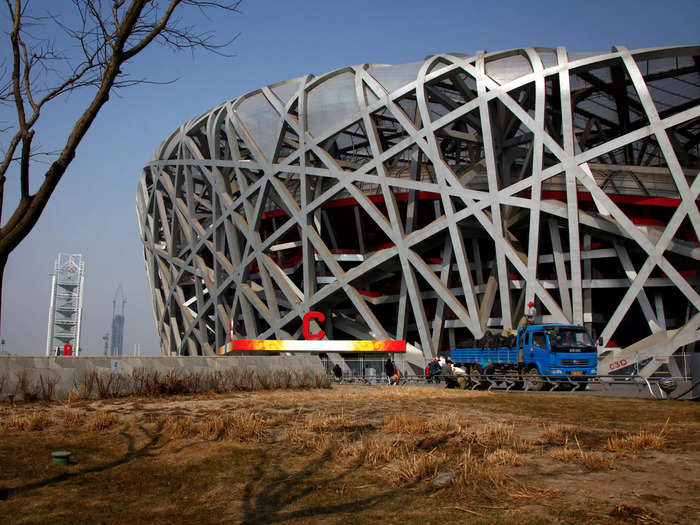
[137,45,699,376]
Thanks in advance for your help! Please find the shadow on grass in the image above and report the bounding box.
[240,444,405,524]
[0,421,163,500]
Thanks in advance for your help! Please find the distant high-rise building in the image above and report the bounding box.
[110,285,126,357]
[45,253,84,356]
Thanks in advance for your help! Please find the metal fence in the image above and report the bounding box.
[319,355,417,384]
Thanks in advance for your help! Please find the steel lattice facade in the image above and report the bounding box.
[137,45,699,375]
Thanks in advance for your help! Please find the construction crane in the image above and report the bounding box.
[110,285,126,357]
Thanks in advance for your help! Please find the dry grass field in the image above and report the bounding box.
[0,385,698,524]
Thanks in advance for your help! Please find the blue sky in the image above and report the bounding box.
[1,0,698,356]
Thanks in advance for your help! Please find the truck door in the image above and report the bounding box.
[531,331,548,365]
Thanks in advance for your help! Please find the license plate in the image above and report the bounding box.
[571,371,583,375]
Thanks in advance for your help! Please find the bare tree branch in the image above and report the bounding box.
[0,0,241,326]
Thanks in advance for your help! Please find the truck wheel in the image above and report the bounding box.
[524,367,545,391]
[505,369,523,390]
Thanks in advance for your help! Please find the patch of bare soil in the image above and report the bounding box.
[0,386,698,524]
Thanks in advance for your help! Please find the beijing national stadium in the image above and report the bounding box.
[136,45,699,377]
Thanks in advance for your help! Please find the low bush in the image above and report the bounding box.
[14,371,40,402]
[57,367,329,402]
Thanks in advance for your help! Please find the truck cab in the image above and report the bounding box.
[518,324,598,386]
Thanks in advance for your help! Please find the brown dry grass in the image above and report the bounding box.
[0,385,697,525]
[550,436,617,471]
[605,418,669,453]
[1,411,53,432]
[382,413,431,434]
[86,411,119,430]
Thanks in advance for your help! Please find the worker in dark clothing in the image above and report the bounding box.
[384,357,394,378]
[442,358,458,388]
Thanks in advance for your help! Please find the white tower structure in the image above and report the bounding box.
[45,253,85,356]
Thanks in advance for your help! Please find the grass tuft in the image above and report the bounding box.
[87,411,119,430]
[382,414,430,435]
[1,411,53,432]
[383,450,446,486]
[486,448,521,466]
[551,436,616,471]
[62,408,86,429]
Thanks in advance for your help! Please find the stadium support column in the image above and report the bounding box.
[583,233,592,335]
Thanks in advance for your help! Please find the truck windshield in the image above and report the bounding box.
[547,328,595,351]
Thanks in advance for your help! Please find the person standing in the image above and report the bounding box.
[518,301,537,328]
[390,360,400,385]
[384,357,394,379]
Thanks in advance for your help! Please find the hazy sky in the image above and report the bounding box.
[1,0,698,356]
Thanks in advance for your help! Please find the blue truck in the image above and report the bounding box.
[449,323,598,390]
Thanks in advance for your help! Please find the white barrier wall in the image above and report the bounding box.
[0,355,326,400]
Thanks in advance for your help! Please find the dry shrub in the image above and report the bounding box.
[94,372,129,399]
[313,372,331,389]
[160,370,201,396]
[383,414,430,435]
[27,411,52,430]
[14,371,40,401]
[486,448,521,466]
[62,408,85,429]
[199,414,229,439]
[0,373,6,393]
[291,370,329,389]
[38,375,58,402]
[238,369,256,391]
[73,371,97,399]
[272,370,293,389]
[130,368,157,396]
[256,370,273,390]
[163,416,198,438]
[87,411,119,430]
[226,412,268,441]
[2,411,53,432]
[383,450,446,486]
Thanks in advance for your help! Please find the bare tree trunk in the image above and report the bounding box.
[0,253,6,341]
[0,0,240,341]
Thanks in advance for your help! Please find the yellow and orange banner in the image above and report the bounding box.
[218,339,406,355]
